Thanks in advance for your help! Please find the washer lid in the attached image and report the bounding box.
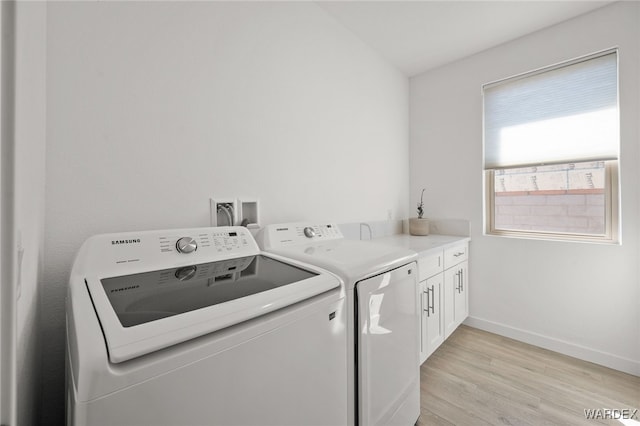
[86,254,340,363]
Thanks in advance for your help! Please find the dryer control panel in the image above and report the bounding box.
[258,223,343,249]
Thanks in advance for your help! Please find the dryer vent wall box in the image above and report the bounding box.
[66,226,347,425]
[238,198,260,228]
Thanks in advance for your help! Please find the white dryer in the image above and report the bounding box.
[66,226,347,426]
[257,223,420,426]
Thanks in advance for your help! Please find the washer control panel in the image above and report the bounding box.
[92,227,260,272]
[259,223,343,248]
[212,230,251,252]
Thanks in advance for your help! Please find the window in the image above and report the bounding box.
[483,50,619,243]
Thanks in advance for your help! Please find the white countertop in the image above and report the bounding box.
[370,234,470,257]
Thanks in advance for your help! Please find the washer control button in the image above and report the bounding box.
[176,237,197,254]
[303,227,316,238]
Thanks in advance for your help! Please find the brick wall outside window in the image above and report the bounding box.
[493,162,605,235]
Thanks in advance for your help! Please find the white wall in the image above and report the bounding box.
[14,2,46,425]
[0,2,16,423]
[44,2,409,423]
[410,2,639,375]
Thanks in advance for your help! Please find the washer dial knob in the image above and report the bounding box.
[176,237,197,254]
[303,227,316,238]
[175,265,197,281]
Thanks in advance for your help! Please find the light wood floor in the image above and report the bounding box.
[418,325,640,426]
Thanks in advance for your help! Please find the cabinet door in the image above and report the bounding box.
[453,261,469,326]
[443,267,456,338]
[419,279,428,364]
[424,273,444,360]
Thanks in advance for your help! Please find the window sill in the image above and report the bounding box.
[484,229,620,245]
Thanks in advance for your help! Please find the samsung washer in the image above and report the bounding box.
[66,226,347,425]
[257,223,420,426]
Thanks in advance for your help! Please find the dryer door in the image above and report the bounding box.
[357,262,420,426]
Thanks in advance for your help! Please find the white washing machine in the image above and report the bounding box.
[257,223,420,426]
[66,226,348,426]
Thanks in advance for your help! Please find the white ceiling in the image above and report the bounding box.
[316,1,613,76]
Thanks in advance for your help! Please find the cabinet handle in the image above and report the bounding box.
[455,270,461,293]
[453,251,464,257]
[460,269,464,292]
[423,289,430,317]
[426,288,430,317]
[430,284,435,315]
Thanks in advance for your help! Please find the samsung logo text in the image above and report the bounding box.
[111,239,141,245]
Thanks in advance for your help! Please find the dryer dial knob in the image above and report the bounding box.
[176,237,197,254]
[303,227,316,238]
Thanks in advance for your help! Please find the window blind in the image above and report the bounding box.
[483,51,619,170]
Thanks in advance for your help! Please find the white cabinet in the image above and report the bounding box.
[417,241,469,364]
[422,273,444,361]
[443,244,469,338]
[454,261,468,326]
[418,251,444,364]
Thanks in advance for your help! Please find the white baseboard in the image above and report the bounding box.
[464,316,640,377]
